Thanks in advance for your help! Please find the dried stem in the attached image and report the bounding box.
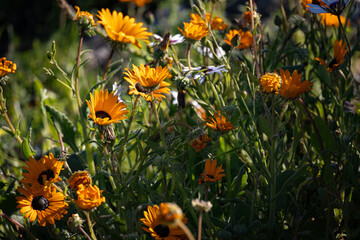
[249,0,260,79]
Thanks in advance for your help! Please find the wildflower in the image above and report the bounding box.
[278,68,312,99]
[205,110,235,133]
[198,159,225,184]
[0,57,17,78]
[67,213,85,230]
[190,133,213,152]
[315,39,348,72]
[183,65,228,84]
[86,89,129,125]
[223,29,253,49]
[74,185,105,210]
[97,8,152,48]
[75,6,96,26]
[158,203,185,224]
[306,0,350,15]
[192,101,207,121]
[302,0,327,10]
[150,34,185,46]
[191,199,213,212]
[319,13,348,27]
[140,204,187,239]
[112,82,124,102]
[178,22,209,41]
[16,185,68,226]
[190,13,228,31]
[124,64,172,101]
[119,0,152,7]
[68,170,92,191]
[21,153,64,188]
[260,72,282,94]
[196,46,226,59]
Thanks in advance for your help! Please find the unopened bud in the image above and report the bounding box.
[231,34,241,48]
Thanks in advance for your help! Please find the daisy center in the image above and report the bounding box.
[207,175,215,179]
[153,224,170,238]
[37,169,55,185]
[31,196,49,211]
[95,111,112,120]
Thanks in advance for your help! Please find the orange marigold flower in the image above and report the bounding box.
[124,64,172,101]
[16,185,68,226]
[223,29,253,49]
[315,39,348,72]
[205,110,235,133]
[119,0,152,7]
[178,22,209,41]
[75,6,96,26]
[74,185,105,210]
[97,8,152,48]
[68,170,92,191]
[190,134,212,152]
[319,13,348,27]
[0,57,17,78]
[278,68,312,99]
[190,13,227,31]
[260,72,282,94]
[198,159,225,184]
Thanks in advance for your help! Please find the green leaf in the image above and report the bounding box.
[22,138,36,159]
[258,115,272,138]
[45,105,79,152]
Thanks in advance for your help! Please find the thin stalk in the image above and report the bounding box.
[99,130,117,190]
[78,225,92,240]
[186,43,195,87]
[102,47,115,81]
[75,30,84,108]
[85,211,97,240]
[197,209,204,240]
[337,14,351,80]
[0,211,38,240]
[177,220,195,240]
[249,0,260,79]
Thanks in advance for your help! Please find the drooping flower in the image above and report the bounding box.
[319,13,348,27]
[140,204,187,240]
[205,110,235,133]
[260,72,282,94]
[306,0,350,15]
[124,64,172,101]
[196,46,226,59]
[67,170,92,191]
[178,22,209,41]
[86,89,129,125]
[0,57,17,78]
[74,184,105,210]
[75,6,96,26]
[198,159,225,184]
[149,34,185,47]
[191,198,213,212]
[16,185,68,226]
[278,68,312,99]
[192,101,207,121]
[315,39,348,72]
[190,13,228,31]
[190,133,213,152]
[97,8,152,48]
[119,0,152,7]
[21,153,64,188]
[223,29,253,49]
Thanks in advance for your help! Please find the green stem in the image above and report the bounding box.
[102,47,115,81]
[100,130,117,190]
[85,211,97,240]
[75,30,84,109]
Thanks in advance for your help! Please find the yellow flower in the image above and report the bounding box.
[223,29,253,49]
[198,159,225,184]
[178,22,209,41]
[190,13,228,31]
[140,204,187,240]
[0,57,17,78]
[86,89,129,125]
[67,170,92,191]
[119,0,152,7]
[75,6,96,26]
[190,134,212,152]
[319,13,348,27]
[124,64,171,101]
[315,39,348,72]
[16,185,68,227]
[97,8,152,48]
[21,153,64,188]
[205,110,235,133]
[278,68,312,99]
[74,184,105,210]
[260,73,282,94]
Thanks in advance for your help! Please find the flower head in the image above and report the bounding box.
[86,89,129,125]
[190,133,213,152]
[196,46,226,59]
[319,13,348,27]
[260,72,282,94]
[74,184,105,210]
[315,39,348,72]
[192,199,213,212]
[21,153,64,188]
[119,0,152,7]
[150,34,185,47]
[178,22,209,41]
[112,82,124,102]
[0,57,17,78]
[198,159,225,184]
[140,204,187,240]
[278,69,312,99]
[223,29,253,49]
[190,13,228,31]
[183,65,228,84]
[75,6,96,26]
[97,8,152,48]
[205,110,235,133]
[124,64,172,101]
[16,185,68,226]
[68,170,92,191]
[306,0,350,15]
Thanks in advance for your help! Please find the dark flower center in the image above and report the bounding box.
[37,169,55,185]
[95,111,111,120]
[31,196,49,211]
[328,58,338,69]
[154,224,170,238]
[207,174,215,179]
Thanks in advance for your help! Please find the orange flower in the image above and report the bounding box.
[278,68,312,99]
[223,29,253,49]
[243,11,252,23]
[190,13,227,31]
[198,159,225,184]
[0,57,17,78]
[205,110,235,133]
[74,185,105,210]
[74,6,96,26]
[67,170,92,191]
[119,0,152,7]
[315,39,348,72]
[301,0,326,10]
[178,22,209,41]
[190,134,212,152]
[319,13,348,27]
[260,72,282,94]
